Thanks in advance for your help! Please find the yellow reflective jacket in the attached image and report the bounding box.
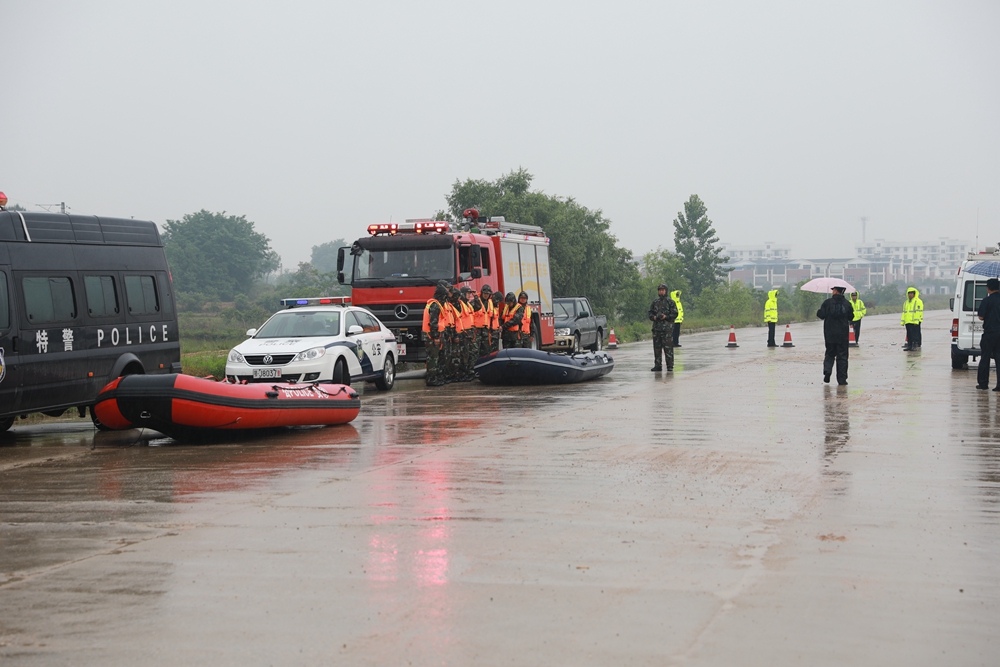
[670,290,684,324]
[901,287,923,325]
[764,289,778,323]
[849,293,866,321]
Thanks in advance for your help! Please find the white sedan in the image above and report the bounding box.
[225,298,398,390]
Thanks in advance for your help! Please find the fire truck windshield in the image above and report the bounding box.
[353,247,455,284]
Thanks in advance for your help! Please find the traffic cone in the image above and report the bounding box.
[725,325,739,348]
[607,328,618,349]
[781,324,795,348]
[848,327,858,347]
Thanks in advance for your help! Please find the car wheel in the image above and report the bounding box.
[572,332,582,354]
[0,415,15,433]
[528,323,540,350]
[588,329,604,352]
[952,352,969,370]
[332,357,351,386]
[375,355,395,391]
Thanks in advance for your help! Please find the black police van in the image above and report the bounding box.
[0,210,181,431]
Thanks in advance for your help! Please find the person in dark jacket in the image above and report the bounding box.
[817,285,854,385]
[648,284,679,372]
[976,278,1000,390]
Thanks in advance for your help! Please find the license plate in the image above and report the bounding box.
[398,344,406,356]
[973,323,984,333]
[252,368,281,379]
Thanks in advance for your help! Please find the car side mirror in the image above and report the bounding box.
[337,272,345,285]
[337,247,346,272]
[348,325,363,335]
[471,267,482,279]
[246,328,257,337]
[578,312,589,319]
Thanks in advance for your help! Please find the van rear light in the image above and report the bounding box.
[951,318,959,337]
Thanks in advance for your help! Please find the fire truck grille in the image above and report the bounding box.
[244,354,296,366]
[366,303,426,323]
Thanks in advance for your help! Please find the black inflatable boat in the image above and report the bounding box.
[474,349,614,385]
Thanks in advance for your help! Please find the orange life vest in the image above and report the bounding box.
[422,299,446,334]
[520,304,532,334]
[459,301,474,331]
[490,300,500,330]
[472,297,491,328]
[445,302,463,333]
[502,303,522,329]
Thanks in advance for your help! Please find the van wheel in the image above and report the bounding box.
[375,355,395,391]
[0,416,15,433]
[90,406,112,431]
[528,323,540,350]
[952,352,969,370]
[332,357,351,386]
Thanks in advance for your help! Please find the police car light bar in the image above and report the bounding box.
[280,296,352,308]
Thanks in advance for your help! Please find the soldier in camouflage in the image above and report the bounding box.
[443,286,461,383]
[423,281,450,386]
[490,291,503,352]
[648,283,678,372]
[501,292,523,350]
[474,285,493,358]
[459,286,476,381]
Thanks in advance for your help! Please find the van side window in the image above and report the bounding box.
[125,275,159,315]
[345,311,363,333]
[23,276,76,323]
[358,311,381,333]
[84,276,119,317]
[0,273,9,330]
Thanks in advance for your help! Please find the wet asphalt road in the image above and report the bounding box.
[0,310,997,666]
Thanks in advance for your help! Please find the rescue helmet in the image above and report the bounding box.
[480,284,493,295]
[491,292,503,305]
[657,283,668,291]
[433,284,449,300]
[517,291,528,302]
[505,292,516,303]
[460,286,473,294]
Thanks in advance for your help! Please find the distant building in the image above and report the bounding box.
[721,235,976,291]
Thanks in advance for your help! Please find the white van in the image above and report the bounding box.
[950,247,1000,369]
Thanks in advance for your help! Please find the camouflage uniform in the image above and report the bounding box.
[490,292,503,352]
[444,293,462,383]
[474,287,493,359]
[423,283,450,386]
[648,285,678,371]
[501,293,523,350]
[459,288,476,381]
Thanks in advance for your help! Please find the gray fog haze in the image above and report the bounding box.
[3,1,998,267]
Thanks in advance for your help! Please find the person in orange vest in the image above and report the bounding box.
[421,281,450,386]
[490,291,503,352]
[471,284,494,358]
[517,291,533,348]
[458,286,476,381]
[501,292,523,349]
[443,287,463,383]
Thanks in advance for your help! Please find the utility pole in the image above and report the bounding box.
[859,216,868,244]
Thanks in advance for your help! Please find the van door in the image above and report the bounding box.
[0,268,21,416]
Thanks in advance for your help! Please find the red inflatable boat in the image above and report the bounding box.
[94,374,360,439]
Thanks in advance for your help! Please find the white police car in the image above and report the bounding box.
[225,297,398,390]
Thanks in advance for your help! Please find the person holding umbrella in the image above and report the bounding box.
[816,285,854,385]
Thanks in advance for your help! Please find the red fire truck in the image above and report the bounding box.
[336,209,555,362]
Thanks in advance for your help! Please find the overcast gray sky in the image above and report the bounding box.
[3,1,998,268]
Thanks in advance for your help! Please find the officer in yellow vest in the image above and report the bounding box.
[849,291,867,344]
[670,289,684,347]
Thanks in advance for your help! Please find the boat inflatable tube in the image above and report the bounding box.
[474,349,614,386]
[94,374,361,439]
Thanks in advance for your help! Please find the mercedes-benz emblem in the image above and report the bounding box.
[263,354,273,365]
[394,305,408,319]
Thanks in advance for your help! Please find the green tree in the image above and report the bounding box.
[162,210,280,301]
[673,195,728,296]
[695,281,760,322]
[445,169,642,319]
[640,248,688,295]
[310,240,347,274]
